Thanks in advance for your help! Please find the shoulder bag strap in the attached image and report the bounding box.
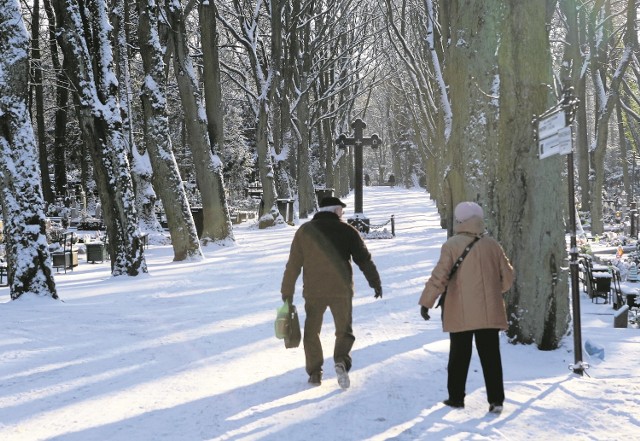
[448,235,482,280]
[436,235,482,309]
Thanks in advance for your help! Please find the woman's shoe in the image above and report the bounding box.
[443,399,464,408]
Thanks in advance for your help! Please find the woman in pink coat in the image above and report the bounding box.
[419,202,514,414]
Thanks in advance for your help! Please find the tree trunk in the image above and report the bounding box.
[200,2,224,154]
[270,0,293,202]
[44,0,69,198]
[216,0,282,226]
[165,0,233,242]
[0,0,58,300]
[52,0,146,276]
[291,2,316,219]
[440,0,501,233]
[112,0,162,235]
[586,0,637,235]
[31,0,55,205]
[496,1,569,349]
[617,103,630,202]
[138,0,203,260]
[254,103,279,223]
[560,1,590,211]
[295,77,316,219]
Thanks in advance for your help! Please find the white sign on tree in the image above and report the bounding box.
[537,110,572,159]
[538,126,572,159]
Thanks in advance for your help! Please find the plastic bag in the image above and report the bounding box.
[274,301,301,348]
[274,302,290,339]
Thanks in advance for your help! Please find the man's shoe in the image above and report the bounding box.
[308,372,322,385]
[489,403,503,414]
[443,399,464,408]
[335,362,350,389]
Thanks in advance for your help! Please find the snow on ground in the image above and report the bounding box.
[0,186,638,441]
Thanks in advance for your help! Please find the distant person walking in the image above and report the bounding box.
[418,202,514,413]
[281,196,383,389]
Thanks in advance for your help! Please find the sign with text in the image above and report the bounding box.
[538,126,572,159]
[537,110,567,141]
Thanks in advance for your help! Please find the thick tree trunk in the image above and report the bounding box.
[138,0,202,260]
[112,0,162,235]
[440,0,500,233]
[270,0,293,202]
[255,104,279,223]
[165,0,233,242]
[200,2,224,154]
[0,0,58,300]
[292,3,316,218]
[52,0,146,276]
[295,80,316,219]
[496,1,569,349]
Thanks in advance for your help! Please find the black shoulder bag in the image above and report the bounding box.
[436,235,482,310]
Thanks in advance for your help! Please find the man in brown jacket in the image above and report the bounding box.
[419,201,514,414]
[281,196,382,389]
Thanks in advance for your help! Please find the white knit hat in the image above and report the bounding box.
[454,202,484,223]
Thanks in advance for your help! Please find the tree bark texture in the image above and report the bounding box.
[31,0,55,204]
[0,0,58,299]
[138,0,203,260]
[496,1,569,349]
[52,0,146,276]
[165,0,233,242]
[440,0,501,235]
[43,0,69,197]
[112,0,162,236]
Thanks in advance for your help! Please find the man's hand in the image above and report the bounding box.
[374,287,383,299]
[420,306,430,321]
[282,293,293,303]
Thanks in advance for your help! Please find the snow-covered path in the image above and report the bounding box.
[0,186,638,440]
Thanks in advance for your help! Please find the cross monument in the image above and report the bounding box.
[336,118,381,232]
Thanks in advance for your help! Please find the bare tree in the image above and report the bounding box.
[586,0,637,235]
[216,0,280,226]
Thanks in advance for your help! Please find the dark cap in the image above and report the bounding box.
[319,196,347,208]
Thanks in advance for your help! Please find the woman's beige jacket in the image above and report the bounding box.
[419,217,514,333]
